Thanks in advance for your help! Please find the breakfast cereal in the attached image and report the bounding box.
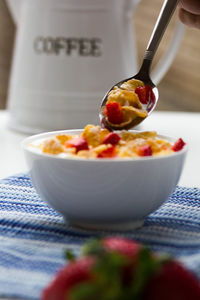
[102,78,155,128]
[31,124,186,159]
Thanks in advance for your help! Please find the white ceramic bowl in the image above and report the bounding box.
[22,129,187,231]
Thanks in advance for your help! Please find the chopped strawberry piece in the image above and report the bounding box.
[135,86,147,104]
[105,102,123,124]
[135,85,155,105]
[97,146,116,158]
[103,107,108,116]
[138,145,152,156]
[172,138,186,152]
[65,137,89,153]
[103,132,121,145]
[149,85,156,103]
[146,85,155,101]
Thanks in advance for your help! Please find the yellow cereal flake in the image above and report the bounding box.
[100,129,110,143]
[120,79,144,91]
[92,144,109,155]
[148,138,171,153]
[36,124,177,159]
[140,132,157,138]
[42,138,63,155]
[122,106,147,123]
[124,139,146,154]
[107,88,142,109]
[77,150,97,159]
[63,147,76,155]
[121,131,157,142]
[56,135,73,145]
[117,146,138,158]
[82,124,102,147]
[154,149,173,156]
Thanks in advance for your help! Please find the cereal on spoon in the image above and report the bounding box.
[102,78,156,129]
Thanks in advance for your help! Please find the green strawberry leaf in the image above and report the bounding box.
[69,249,129,300]
[69,282,99,300]
[65,249,76,261]
[82,239,104,256]
[129,247,172,299]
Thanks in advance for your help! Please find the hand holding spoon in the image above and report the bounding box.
[100,0,179,130]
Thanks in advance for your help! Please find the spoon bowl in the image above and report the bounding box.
[99,74,159,130]
[100,0,178,131]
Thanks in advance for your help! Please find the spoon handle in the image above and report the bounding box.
[139,0,179,76]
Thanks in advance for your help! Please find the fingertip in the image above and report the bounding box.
[179,0,200,15]
[179,8,200,29]
[178,8,187,26]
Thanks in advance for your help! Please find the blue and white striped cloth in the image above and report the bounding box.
[0,173,200,299]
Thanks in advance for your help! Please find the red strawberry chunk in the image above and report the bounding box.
[145,85,156,104]
[135,86,147,104]
[149,86,156,103]
[135,85,155,105]
[103,132,121,145]
[172,138,186,152]
[138,145,152,157]
[105,102,123,124]
[97,145,116,158]
[42,257,94,300]
[65,137,89,153]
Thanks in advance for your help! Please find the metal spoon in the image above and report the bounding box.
[100,0,179,130]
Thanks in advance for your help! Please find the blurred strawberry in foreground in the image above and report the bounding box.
[41,237,200,300]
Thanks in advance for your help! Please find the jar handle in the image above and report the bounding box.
[151,21,185,84]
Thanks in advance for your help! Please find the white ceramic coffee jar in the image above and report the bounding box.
[7,0,184,133]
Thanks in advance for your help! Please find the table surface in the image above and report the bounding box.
[0,109,200,188]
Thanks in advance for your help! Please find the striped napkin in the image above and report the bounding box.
[0,173,200,299]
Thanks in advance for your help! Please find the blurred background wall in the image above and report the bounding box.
[134,0,200,112]
[0,0,15,109]
[0,0,199,111]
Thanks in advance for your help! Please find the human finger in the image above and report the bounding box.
[179,8,200,29]
[179,0,200,15]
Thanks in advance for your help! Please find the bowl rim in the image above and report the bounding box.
[21,128,188,162]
